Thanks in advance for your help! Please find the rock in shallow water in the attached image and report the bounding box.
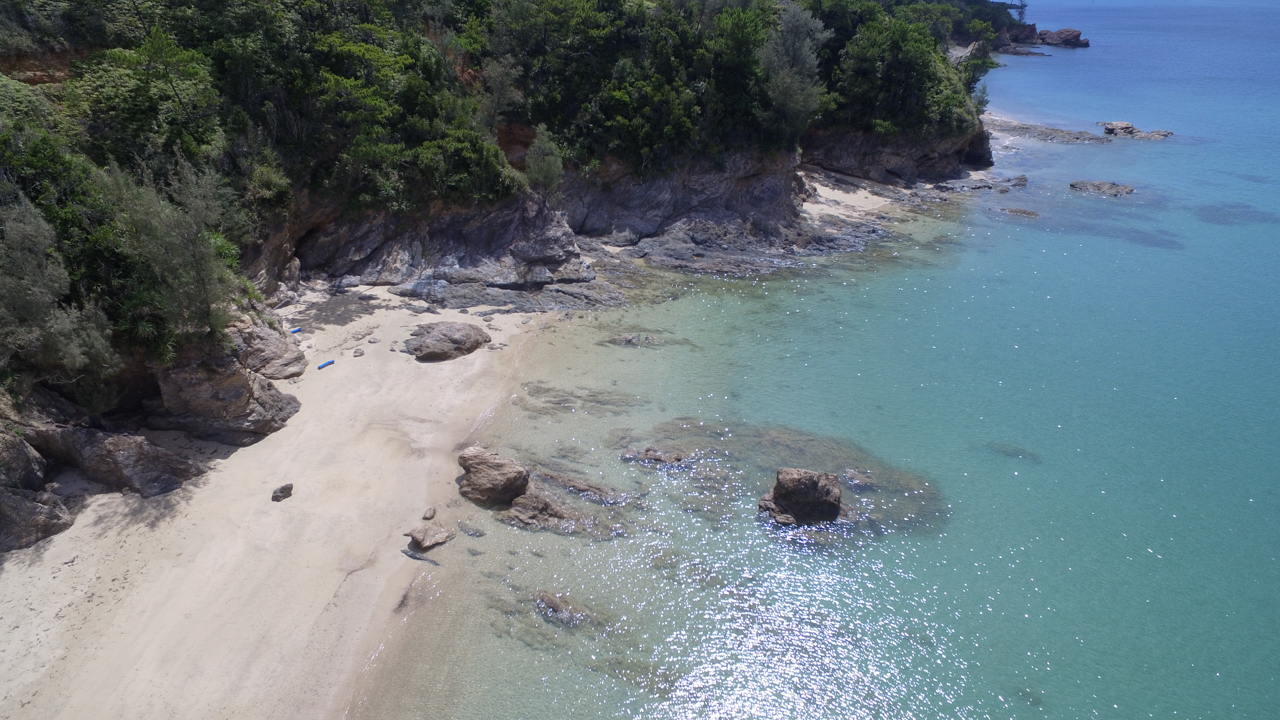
[404,322,492,362]
[405,520,455,551]
[457,447,529,506]
[758,467,844,525]
[1070,181,1135,197]
[1098,121,1173,140]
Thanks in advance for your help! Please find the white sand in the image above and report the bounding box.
[0,288,539,720]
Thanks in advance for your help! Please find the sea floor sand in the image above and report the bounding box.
[0,288,540,720]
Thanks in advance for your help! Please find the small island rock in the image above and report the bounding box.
[759,467,843,525]
[1038,28,1089,47]
[1097,122,1173,140]
[405,322,492,362]
[457,447,529,506]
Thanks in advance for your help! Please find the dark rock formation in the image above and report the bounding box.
[983,116,1110,144]
[0,487,73,552]
[842,469,877,493]
[25,426,197,497]
[405,520,455,551]
[802,125,992,185]
[147,351,300,445]
[404,322,492,362]
[0,430,46,489]
[1097,122,1173,140]
[1006,23,1039,44]
[1070,181,1135,197]
[227,315,307,380]
[758,467,843,525]
[271,483,293,502]
[1038,29,1089,48]
[457,447,529,506]
[497,485,597,535]
[532,470,634,506]
[535,590,603,628]
[607,334,663,347]
[421,506,436,520]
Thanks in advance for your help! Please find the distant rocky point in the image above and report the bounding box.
[1070,181,1135,197]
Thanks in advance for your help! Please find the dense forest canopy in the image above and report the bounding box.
[0,0,1019,407]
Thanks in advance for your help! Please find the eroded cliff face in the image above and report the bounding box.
[243,124,990,304]
[801,126,992,185]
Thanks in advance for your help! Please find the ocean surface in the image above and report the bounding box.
[350,2,1280,717]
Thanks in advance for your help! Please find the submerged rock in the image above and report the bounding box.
[535,590,603,628]
[405,322,492,362]
[842,469,877,492]
[532,470,635,506]
[405,520,455,551]
[457,447,529,506]
[1000,208,1041,218]
[607,334,664,347]
[759,467,843,525]
[1070,180,1135,197]
[1097,121,1173,140]
[621,446,688,465]
[983,116,1110,144]
[0,487,73,552]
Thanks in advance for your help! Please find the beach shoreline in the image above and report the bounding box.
[0,289,541,720]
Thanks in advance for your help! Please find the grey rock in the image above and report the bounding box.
[148,351,301,445]
[352,347,365,357]
[1097,122,1173,140]
[532,470,634,506]
[536,590,603,628]
[457,447,529,506]
[622,446,688,465]
[25,426,197,497]
[842,469,877,493]
[1038,28,1090,48]
[983,116,1110,144]
[759,467,843,526]
[0,487,73,552]
[0,430,46,489]
[421,506,436,520]
[1070,181,1135,197]
[801,125,991,185]
[498,485,598,535]
[405,322,492,362]
[227,315,307,380]
[271,483,293,502]
[405,520,455,551]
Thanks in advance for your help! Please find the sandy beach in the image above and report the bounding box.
[0,288,540,720]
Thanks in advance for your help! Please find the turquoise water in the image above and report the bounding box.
[352,3,1280,718]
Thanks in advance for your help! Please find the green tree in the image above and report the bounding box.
[758,3,833,147]
[523,124,563,200]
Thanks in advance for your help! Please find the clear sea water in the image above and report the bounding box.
[350,2,1280,717]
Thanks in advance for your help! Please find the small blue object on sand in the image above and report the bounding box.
[290,327,302,334]
[318,360,334,370]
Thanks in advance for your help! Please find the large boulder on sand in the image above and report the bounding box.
[26,426,198,497]
[227,315,307,379]
[1070,180,1135,197]
[148,352,300,445]
[405,322,492,362]
[457,447,529,506]
[759,467,843,525]
[0,487,72,552]
[0,430,46,489]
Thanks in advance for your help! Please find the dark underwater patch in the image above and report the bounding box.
[1193,202,1280,226]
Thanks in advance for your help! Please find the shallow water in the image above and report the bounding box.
[351,3,1280,717]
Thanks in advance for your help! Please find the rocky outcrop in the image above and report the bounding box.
[1097,122,1173,140]
[497,485,597,535]
[404,322,491,362]
[227,315,306,380]
[25,426,198,497]
[0,430,46,489]
[148,351,300,446]
[801,125,991,185]
[561,151,803,239]
[1039,29,1090,48]
[457,447,529,506]
[1006,23,1039,44]
[0,487,73,552]
[405,520,455,551]
[536,590,604,628]
[1070,181,1135,197]
[983,115,1110,144]
[758,467,844,525]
